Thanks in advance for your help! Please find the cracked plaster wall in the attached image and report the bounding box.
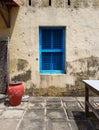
[0,0,99,95]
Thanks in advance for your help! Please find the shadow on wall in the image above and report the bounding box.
[0,6,19,38]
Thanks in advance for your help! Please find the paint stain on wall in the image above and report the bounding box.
[11,69,31,82]
[17,59,28,71]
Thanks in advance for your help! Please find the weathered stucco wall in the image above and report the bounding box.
[0,0,99,96]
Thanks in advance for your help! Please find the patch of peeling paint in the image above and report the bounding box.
[11,69,31,82]
[17,59,28,71]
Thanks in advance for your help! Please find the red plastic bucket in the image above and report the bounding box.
[8,83,24,106]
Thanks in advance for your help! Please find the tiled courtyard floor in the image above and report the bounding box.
[0,96,99,130]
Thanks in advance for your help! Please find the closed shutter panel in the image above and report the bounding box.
[52,29,63,70]
[41,29,51,71]
[42,53,63,71]
[53,30,62,49]
[53,53,62,70]
[42,53,51,70]
[42,29,51,49]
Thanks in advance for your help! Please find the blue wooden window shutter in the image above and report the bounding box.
[39,27,65,74]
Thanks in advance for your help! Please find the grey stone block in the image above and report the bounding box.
[0,109,24,119]
[18,118,44,130]
[47,120,70,130]
[0,119,19,130]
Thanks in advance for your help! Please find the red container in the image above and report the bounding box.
[8,83,24,106]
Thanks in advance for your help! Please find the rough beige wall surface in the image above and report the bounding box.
[0,0,99,96]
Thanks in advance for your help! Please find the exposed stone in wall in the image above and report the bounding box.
[53,0,65,8]
[14,0,99,8]
[31,0,49,7]
[93,0,99,8]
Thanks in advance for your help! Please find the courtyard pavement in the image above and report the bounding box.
[0,96,99,130]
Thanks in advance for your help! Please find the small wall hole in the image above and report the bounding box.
[68,0,71,5]
[29,0,31,6]
[49,0,51,6]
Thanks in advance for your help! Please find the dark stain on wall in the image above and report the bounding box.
[67,56,99,77]
[25,85,97,96]
[24,56,99,96]
[87,56,99,68]
[65,56,99,96]
[11,70,31,82]
[25,86,67,96]
[17,59,28,71]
